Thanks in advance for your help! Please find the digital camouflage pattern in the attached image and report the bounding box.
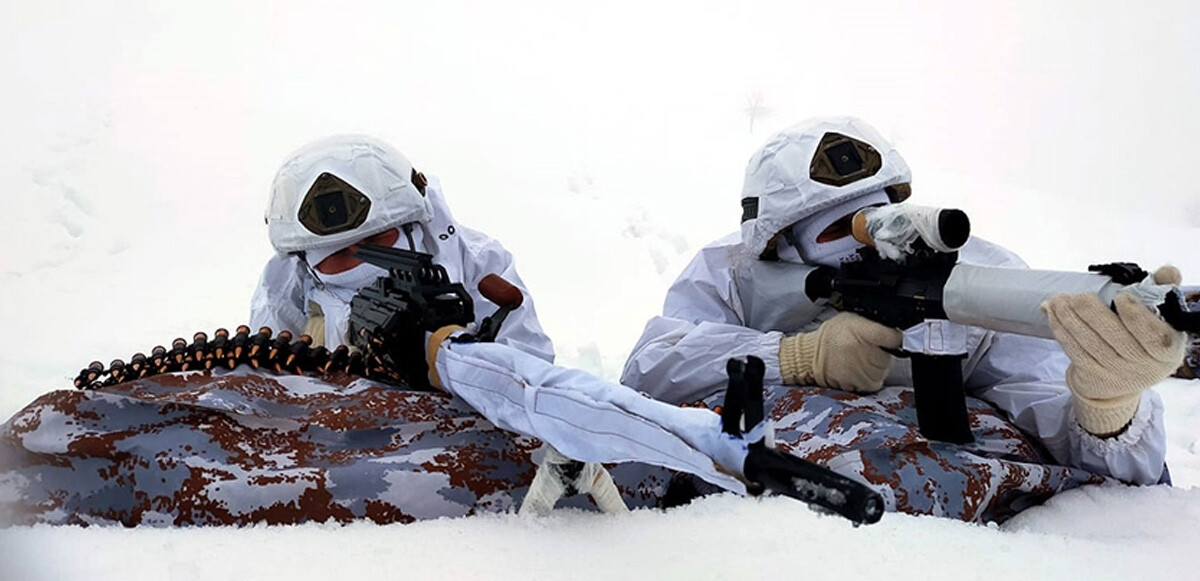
[1,369,1112,526]
[0,369,672,526]
[759,384,1111,523]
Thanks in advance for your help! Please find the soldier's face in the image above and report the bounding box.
[815,210,857,243]
[314,228,401,275]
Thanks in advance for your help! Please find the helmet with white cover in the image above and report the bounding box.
[739,117,912,262]
[265,135,432,261]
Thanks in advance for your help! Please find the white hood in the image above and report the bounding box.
[739,117,911,258]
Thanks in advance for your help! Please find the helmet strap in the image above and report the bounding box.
[298,253,327,290]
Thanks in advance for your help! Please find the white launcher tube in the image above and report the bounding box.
[943,265,1134,339]
[853,203,1181,340]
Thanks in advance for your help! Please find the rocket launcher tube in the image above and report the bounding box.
[846,204,1198,337]
[943,265,1181,339]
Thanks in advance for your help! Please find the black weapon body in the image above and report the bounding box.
[348,244,475,390]
[809,246,973,444]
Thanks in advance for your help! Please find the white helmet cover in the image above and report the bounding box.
[739,116,911,258]
[266,135,433,255]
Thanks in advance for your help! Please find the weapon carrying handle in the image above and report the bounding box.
[1088,262,1149,285]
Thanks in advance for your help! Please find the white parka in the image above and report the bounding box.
[250,176,555,364]
[620,118,1167,485]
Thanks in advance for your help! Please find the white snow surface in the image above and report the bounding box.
[1,2,1199,579]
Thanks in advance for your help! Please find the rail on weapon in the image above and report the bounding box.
[347,244,476,390]
[349,244,475,338]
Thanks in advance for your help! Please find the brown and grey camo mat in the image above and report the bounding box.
[1,369,1112,526]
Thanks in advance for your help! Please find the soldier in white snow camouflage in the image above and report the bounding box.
[3,129,1188,526]
[623,116,1188,521]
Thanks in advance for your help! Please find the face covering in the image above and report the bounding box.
[788,189,891,267]
[308,224,423,296]
[319,261,388,293]
[305,262,385,348]
[305,226,420,347]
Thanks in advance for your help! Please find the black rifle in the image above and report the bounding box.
[348,244,476,390]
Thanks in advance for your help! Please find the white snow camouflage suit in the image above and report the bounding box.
[620,117,1170,521]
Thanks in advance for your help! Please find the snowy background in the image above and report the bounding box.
[1,1,1198,579]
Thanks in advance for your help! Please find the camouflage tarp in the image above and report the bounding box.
[761,384,1111,523]
[1,369,1111,526]
[0,369,672,526]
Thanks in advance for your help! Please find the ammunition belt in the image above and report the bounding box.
[73,325,415,390]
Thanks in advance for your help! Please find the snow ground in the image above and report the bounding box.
[4,489,1200,581]
[1,2,1198,579]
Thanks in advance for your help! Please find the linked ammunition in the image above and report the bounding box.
[74,361,105,389]
[189,331,209,370]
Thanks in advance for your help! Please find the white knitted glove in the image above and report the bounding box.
[779,312,902,393]
[1043,290,1186,436]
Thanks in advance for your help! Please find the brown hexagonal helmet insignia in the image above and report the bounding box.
[298,172,372,236]
[809,132,883,187]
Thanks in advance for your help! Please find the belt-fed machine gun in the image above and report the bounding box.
[348,244,521,390]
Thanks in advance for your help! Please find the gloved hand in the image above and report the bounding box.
[425,325,466,391]
[1043,285,1187,437]
[779,312,902,393]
